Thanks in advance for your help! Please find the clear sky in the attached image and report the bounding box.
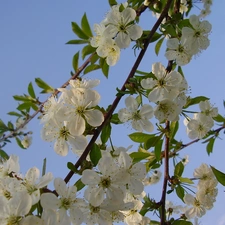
[1,1,225,225]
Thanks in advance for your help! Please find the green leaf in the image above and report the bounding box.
[72,52,79,73]
[170,121,179,140]
[155,37,164,56]
[100,123,111,144]
[90,143,102,166]
[179,177,194,184]
[83,64,101,75]
[67,162,78,173]
[74,178,85,191]
[129,152,151,163]
[66,39,89,45]
[144,135,162,150]
[13,95,34,102]
[81,13,93,37]
[35,78,55,94]
[101,59,109,78]
[206,137,215,155]
[7,121,14,130]
[110,113,122,124]
[0,149,9,160]
[71,22,89,39]
[7,111,22,117]
[175,184,185,201]
[213,114,225,123]
[210,166,225,186]
[15,137,26,149]
[30,103,39,111]
[174,161,184,177]
[184,96,209,109]
[0,119,9,132]
[154,139,163,161]
[28,82,36,98]
[178,66,184,76]
[82,45,96,60]
[17,103,32,111]
[129,132,154,143]
[108,0,117,6]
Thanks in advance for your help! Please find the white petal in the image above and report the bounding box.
[85,110,104,127]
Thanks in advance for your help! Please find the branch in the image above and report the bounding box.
[160,121,170,225]
[0,53,95,143]
[63,0,174,183]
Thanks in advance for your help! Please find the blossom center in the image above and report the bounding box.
[7,215,21,225]
[100,177,111,188]
[61,197,72,210]
[90,204,100,214]
[59,126,70,141]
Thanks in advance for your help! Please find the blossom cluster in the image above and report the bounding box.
[41,79,104,156]
[165,14,212,66]
[0,151,153,225]
[90,2,143,66]
[184,100,218,139]
[183,163,218,219]
[0,155,53,225]
[118,62,188,132]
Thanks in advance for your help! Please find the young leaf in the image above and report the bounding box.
[175,184,185,202]
[13,95,34,102]
[129,152,150,163]
[184,96,209,109]
[7,121,14,130]
[100,123,112,144]
[83,64,101,75]
[170,121,179,140]
[81,45,96,59]
[144,135,162,150]
[75,178,85,191]
[71,22,89,40]
[28,82,36,98]
[154,139,163,161]
[206,137,215,155]
[213,114,225,123]
[174,161,184,177]
[155,37,164,56]
[179,177,194,184]
[35,78,55,94]
[17,103,32,111]
[67,162,79,173]
[0,149,9,160]
[15,137,26,149]
[66,39,89,45]
[101,59,109,78]
[210,166,225,186]
[72,51,79,73]
[81,13,93,37]
[7,111,22,117]
[129,132,154,143]
[108,0,117,6]
[0,119,9,132]
[90,143,102,166]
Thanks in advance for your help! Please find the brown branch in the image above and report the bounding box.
[0,53,95,143]
[160,121,170,225]
[63,0,174,183]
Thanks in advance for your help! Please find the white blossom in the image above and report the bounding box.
[118,96,154,132]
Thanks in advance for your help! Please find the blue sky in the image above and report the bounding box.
[1,1,225,224]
